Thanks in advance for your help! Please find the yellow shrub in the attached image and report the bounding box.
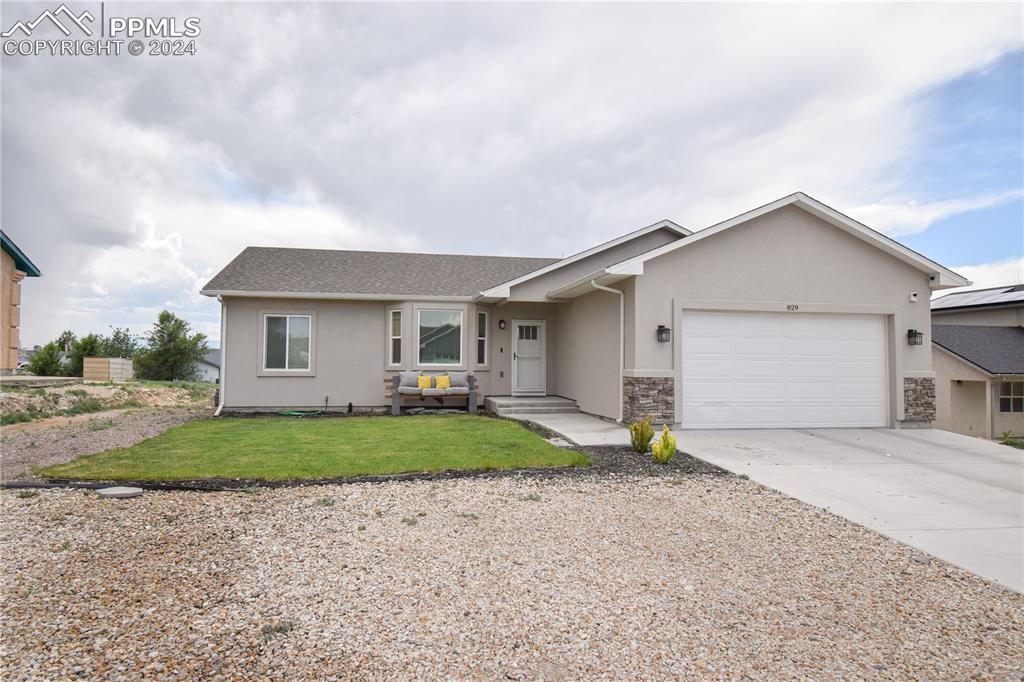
[629,417,655,453]
[651,424,677,464]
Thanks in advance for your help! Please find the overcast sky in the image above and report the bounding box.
[2,1,1022,347]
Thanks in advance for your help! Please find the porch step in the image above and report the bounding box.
[485,396,580,417]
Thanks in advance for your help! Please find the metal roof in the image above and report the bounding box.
[0,230,41,277]
[932,285,1024,311]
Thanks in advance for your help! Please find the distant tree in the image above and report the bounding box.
[133,311,208,381]
[26,342,63,377]
[100,327,138,358]
[55,330,77,353]
[67,333,104,377]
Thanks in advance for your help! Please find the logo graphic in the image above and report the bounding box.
[2,4,94,38]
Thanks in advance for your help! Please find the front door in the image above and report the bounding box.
[512,319,546,395]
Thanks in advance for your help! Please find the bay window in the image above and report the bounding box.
[476,311,488,366]
[418,309,462,366]
[389,309,402,366]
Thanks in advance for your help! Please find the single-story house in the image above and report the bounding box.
[1,230,41,375]
[196,349,220,383]
[201,192,968,428]
[931,285,1024,438]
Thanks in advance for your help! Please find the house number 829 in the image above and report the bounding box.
[786,304,800,311]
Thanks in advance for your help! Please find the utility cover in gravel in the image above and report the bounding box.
[1,478,1021,680]
[96,486,144,499]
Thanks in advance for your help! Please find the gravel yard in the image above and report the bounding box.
[2,476,1021,680]
[0,409,204,481]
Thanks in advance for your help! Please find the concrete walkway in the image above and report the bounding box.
[681,428,1024,593]
[503,412,631,446]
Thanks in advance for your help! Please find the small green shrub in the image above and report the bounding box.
[629,417,655,453]
[401,516,418,526]
[520,493,542,502]
[999,431,1015,445]
[314,497,335,507]
[16,490,38,499]
[651,425,677,464]
[260,621,294,642]
[63,399,105,416]
[1,409,41,425]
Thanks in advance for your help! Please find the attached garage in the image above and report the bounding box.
[679,310,889,428]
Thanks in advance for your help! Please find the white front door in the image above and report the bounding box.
[512,319,546,395]
[680,310,888,428]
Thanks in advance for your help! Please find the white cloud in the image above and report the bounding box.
[2,2,1021,345]
[939,257,1024,296]
[851,190,1024,237]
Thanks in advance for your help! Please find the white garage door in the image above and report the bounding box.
[680,311,888,428]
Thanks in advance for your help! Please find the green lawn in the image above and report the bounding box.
[38,415,588,481]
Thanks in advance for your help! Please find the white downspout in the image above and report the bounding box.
[590,280,624,423]
[214,296,226,417]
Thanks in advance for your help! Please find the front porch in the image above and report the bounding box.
[484,395,579,417]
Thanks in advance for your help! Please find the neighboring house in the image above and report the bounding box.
[196,349,220,382]
[931,285,1024,438]
[1,230,42,375]
[201,192,968,428]
[932,285,1024,326]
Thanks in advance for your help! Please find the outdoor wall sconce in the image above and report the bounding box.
[656,325,672,343]
[907,329,924,345]
[498,319,507,330]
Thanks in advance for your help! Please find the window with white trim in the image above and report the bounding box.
[264,314,311,370]
[476,311,488,366]
[388,309,402,366]
[418,309,462,365]
[1000,382,1023,413]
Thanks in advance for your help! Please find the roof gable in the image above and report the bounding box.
[1,230,41,277]
[479,219,689,299]
[606,193,969,290]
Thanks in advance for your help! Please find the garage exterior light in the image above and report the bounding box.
[907,329,924,345]
[656,325,672,343]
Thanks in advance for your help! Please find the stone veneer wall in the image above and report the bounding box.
[622,376,675,424]
[903,377,936,422]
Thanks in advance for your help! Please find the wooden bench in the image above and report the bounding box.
[389,373,478,416]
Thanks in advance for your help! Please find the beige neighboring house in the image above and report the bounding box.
[1,230,42,375]
[201,192,970,428]
[931,285,1024,438]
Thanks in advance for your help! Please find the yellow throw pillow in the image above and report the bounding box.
[417,375,432,389]
[435,375,451,390]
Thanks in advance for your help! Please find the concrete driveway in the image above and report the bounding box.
[682,428,1023,593]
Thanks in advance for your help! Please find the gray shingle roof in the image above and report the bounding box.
[202,349,220,368]
[932,285,1024,310]
[201,247,559,298]
[932,325,1024,375]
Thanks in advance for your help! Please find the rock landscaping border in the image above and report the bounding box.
[35,447,728,491]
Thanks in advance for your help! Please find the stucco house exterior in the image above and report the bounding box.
[1,230,41,375]
[931,286,1024,438]
[201,192,968,428]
